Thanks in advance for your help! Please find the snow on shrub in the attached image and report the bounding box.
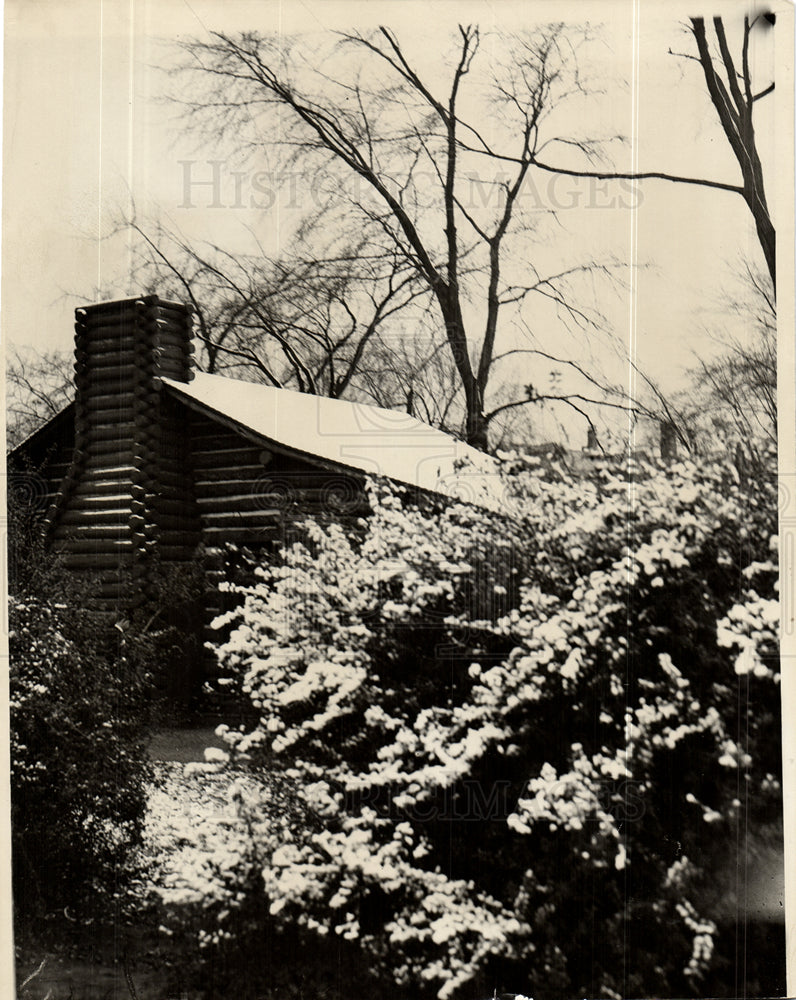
[183,458,779,998]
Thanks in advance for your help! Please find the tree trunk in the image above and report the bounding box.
[691,17,776,294]
[750,202,776,293]
[464,383,489,451]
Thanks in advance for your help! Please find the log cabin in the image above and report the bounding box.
[7,297,787,954]
[8,294,501,699]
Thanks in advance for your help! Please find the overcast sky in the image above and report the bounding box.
[1,0,784,444]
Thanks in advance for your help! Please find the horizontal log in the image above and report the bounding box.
[59,549,136,568]
[69,485,131,500]
[75,489,141,509]
[147,301,193,319]
[150,341,188,358]
[155,350,194,369]
[148,309,192,326]
[202,525,277,542]
[186,416,218,434]
[60,508,130,526]
[78,298,146,319]
[151,328,194,350]
[137,421,164,440]
[191,451,263,470]
[84,422,137,444]
[77,388,154,410]
[89,452,150,473]
[197,493,284,514]
[79,363,138,384]
[80,461,138,475]
[79,437,138,455]
[77,461,137,481]
[203,511,280,528]
[149,295,192,311]
[68,494,138,512]
[191,455,264,474]
[149,493,197,512]
[194,474,267,495]
[197,492,270,512]
[73,471,139,492]
[83,394,132,413]
[54,523,132,540]
[78,439,138,458]
[75,345,138,365]
[76,348,138,369]
[190,445,261,464]
[189,428,253,447]
[76,351,134,373]
[154,349,194,369]
[78,313,142,331]
[86,409,138,428]
[81,325,138,354]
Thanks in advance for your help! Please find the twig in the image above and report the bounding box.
[19,959,47,991]
[123,951,139,1000]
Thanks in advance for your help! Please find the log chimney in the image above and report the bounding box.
[46,295,201,610]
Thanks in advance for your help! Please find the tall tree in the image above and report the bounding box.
[177,26,624,449]
[690,16,775,291]
[530,16,776,293]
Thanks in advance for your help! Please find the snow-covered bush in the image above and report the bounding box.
[192,458,780,999]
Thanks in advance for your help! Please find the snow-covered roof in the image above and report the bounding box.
[163,372,504,509]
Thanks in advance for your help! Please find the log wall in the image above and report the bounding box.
[186,407,369,669]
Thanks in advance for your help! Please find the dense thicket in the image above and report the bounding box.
[156,456,782,999]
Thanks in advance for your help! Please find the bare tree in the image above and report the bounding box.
[129,220,430,400]
[6,348,73,447]
[690,16,775,291]
[530,16,776,293]
[684,264,776,460]
[357,330,464,433]
[176,25,626,449]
